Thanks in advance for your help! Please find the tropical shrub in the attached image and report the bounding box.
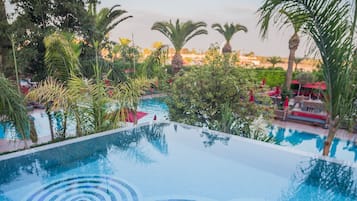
[166,54,274,140]
[0,75,30,146]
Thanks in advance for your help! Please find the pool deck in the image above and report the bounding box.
[1,118,356,155]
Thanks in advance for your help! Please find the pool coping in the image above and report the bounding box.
[172,122,357,168]
[0,121,152,161]
[0,121,356,168]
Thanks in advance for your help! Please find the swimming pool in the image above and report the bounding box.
[269,126,357,163]
[0,122,356,200]
[137,97,169,123]
[0,98,169,140]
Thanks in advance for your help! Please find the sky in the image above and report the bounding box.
[98,0,310,57]
[5,0,310,57]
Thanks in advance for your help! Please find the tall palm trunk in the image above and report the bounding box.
[172,51,183,73]
[323,117,339,156]
[29,117,38,143]
[285,33,299,89]
[45,101,55,141]
[222,42,232,53]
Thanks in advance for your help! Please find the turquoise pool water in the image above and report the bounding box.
[137,97,169,123]
[269,126,357,163]
[0,123,356,200]
[0,98,169,140]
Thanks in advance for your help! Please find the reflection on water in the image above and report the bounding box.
[200,131,230,147]
[0,124,169,185]
[279,159,357,201]
[269,126,357,162]
[1,123,357,201]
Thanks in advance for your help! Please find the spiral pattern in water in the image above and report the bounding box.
[25,175,139,201]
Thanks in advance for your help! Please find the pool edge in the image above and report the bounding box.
[0,120,356,169]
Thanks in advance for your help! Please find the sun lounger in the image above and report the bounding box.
[287,114,328,129]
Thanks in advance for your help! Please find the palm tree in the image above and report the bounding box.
[87,2,132,47]
[26,78,70,140]
[211,23,248,53]
[258,0,357,156]
[267,56,282,68]
[44,32,81,83]
[0,75,29,148]
[258,8,304,90]
[151,19,207,73]
[28,73,151,137]
[9,34,20,93]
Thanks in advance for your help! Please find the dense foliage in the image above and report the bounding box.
[166,50,274,140]
[258,0,357,155]
[7,0,89,80]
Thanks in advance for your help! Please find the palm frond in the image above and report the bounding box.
[152,19,207,52]
[89,3,132,45]
[44,32,81,83]
[0,75,29,141]
[212,22,247,43]
[26,77,69,111]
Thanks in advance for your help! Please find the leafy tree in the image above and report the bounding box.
[52,0,89,33]
[0,0,11,74]
[9,0,89,80]
[166,53,274,140]
[0,75,29,147]
[257,0,357,156]
[211,22,247,53]
[258,8,304,90]
[151,19,207,73]
[267,56,282,68]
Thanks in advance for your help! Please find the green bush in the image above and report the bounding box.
[166,61,274,140]
[253,68,286,87]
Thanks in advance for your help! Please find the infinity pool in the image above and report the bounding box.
[0,122,356,201]
[269,126,357,162]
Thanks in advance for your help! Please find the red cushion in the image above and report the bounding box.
[126,111,148,122]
